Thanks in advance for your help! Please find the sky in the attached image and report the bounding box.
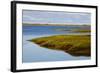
[22,10,91,25]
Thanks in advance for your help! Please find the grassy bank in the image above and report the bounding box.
[72,29,91,33]
[29,35,91,56]
[54,28,90,33]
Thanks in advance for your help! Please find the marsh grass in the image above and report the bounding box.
[72,29,91,33]
[29,35,91,56]
[54,28,90,33]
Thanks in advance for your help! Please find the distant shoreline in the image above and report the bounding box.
[23,23,90,26]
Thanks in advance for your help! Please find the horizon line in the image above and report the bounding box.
[22,23,90,25]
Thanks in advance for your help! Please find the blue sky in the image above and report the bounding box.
[23,10,91,25]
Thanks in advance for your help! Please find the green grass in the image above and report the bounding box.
[54,28,90,33]
[72,29,91,33]
[29,35,91,56]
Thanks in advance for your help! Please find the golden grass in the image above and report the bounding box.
[29,35,91,56]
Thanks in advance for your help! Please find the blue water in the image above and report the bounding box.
[22,25,90,63]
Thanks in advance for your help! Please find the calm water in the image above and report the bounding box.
[22,25,91,63]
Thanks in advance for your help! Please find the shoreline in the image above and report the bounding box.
[23,24,91,26]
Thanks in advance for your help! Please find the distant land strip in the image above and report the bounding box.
[22,23,90,26]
